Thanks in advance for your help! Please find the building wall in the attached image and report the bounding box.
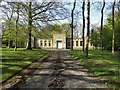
[52,33,66,49]
[37,33,93,49]
[37,39,53,49]
[73,38,93,49]
[73,38,82,49]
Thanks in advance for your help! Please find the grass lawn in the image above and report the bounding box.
[70,50,120,89]
[0,48,48,82]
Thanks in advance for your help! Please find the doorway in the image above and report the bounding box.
[57,41,62,49]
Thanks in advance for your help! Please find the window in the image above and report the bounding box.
[76,41,78,46]
[40,40,43,46]
[49,41,51,46]
[44,41,47,46]
[80,41,82,46]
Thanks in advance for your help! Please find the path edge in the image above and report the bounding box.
[1,52,49,90]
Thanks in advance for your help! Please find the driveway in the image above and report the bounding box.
[13,50,108,89]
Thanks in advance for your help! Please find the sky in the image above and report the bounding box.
[1,0,119,2]
[66,1,113,25]
[0,0,119,35]
[0,0,117,25]
[57,0,117,37]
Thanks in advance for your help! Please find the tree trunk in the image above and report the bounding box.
[85,0,90,58]
[14,3,20,51]
[112,0,115,54]
[34,37,37,48]
[27,2,32,50]
[8,39,10,48]
[70,0,76,50]
[100,0,105,52]
[8,24,11,48]
[82,1,85,53]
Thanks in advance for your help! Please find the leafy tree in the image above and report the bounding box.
[1,2,28,49]
[91,31,100,49]
[36,24,61,39]
[61,23,71,38]
[102,24,112,50]
[35,23,71,39]
[1,2,15,48]
[115,13,120,50]
[91,1,120,52]
[2,19,15,47]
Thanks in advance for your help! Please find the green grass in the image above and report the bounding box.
[70,50,120,89]
[0,48,48,81]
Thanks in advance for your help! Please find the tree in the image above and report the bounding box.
[1,1,70,49]
[26,1,53,50]
[112,0,116,54]
[61,23,71,38]
[85,0,90,58]
[103,24,112,50]
[1,2,30,49]
[91,31,100,49]
[27,2,32,50]
[14,2,20,51]
[70,0,76,50]
[115,11,120,50]
[82,0,85,52]
[1,2,15,48]
[100,0,105,52]
[23,1,69,50]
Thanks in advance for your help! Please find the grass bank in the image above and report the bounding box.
[70,50,120,89]
[0,48,48,81]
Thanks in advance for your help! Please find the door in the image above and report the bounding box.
[57,41,62,49]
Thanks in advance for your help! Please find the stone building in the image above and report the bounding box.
[34,33,93,49]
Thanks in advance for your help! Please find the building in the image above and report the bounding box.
[35,33,93,49]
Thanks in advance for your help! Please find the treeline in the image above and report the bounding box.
[1,1,70,50]
[0,0,120,57]
[91,9,120,51]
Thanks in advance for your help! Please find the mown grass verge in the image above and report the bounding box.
[0,48,48,81]
[70,50,120,89]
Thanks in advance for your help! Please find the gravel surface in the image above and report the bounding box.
[14,50,108,89]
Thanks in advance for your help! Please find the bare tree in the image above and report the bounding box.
[70,0,76,50]
[112,0,116,54]
[100,0,105,52]
[82,0,85,52]
[85,0,90,58]
[26,2,55,50]
[25,1,69,50]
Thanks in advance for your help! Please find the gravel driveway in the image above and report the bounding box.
[15,50,108,89]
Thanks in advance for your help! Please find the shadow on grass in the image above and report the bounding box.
[94,69,119,76]
[2,66,23,81]
[107,80,120,89]
[2,63,26,70]
[70,50,120,89]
